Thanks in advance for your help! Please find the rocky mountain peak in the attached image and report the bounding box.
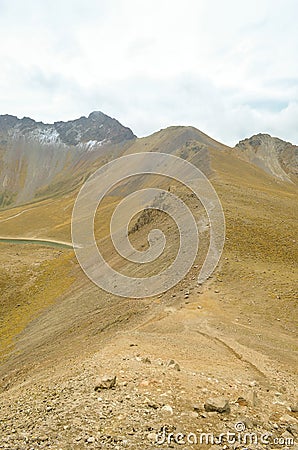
[88,111,107,121]
[235,133,298,182]
[236,133,290,150]
[0,114,19,131]
[0,111,136,148]
[53,111,136,146]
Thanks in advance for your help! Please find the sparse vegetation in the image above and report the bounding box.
[0,124,297,449]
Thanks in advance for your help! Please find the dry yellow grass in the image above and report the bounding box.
[0,246,74,361]
[0,129,297,375]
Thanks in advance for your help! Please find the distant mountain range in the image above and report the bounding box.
[0,111,297,208]
[0,111,135,147]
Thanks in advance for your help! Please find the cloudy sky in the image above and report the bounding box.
[0,0,297,145]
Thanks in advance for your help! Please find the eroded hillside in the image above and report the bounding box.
[0,121,297,449]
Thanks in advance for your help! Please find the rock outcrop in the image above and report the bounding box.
[235,133,298,182]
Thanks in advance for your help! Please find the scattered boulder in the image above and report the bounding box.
[167,359,181,371]
[161,405,173,415]
[94,375,117,390]
[141,356,151,364]
[290,404,298,413]
[236,396,249,407]
[204,397,230,413]
[145,398,160,409]
[280,413,298,424]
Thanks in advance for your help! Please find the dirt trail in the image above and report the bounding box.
[0,142,297,449]
[0,285,297,449]
[0,208,34,222]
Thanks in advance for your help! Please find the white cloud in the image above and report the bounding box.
[0,0,297,145]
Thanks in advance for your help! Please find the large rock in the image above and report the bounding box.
[94,375,117,390]
[167,359,181,371]
[161,405,174,415]
[204,397,230,413]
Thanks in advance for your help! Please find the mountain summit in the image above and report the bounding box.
[0,111,136,207]
[0,111,136,147]
[235,133,298,182]
[54,111,136,146]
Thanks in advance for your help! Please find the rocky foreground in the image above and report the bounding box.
[0,329,297,450]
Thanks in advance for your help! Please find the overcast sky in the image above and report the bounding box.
[0,0,297,145]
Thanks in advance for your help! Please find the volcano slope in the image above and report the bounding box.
[0,124,297,450]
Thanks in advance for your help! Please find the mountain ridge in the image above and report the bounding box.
[0,113,297,449]
[1,111,298,147]
[0,111,297,209]
[0,111,136,147]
